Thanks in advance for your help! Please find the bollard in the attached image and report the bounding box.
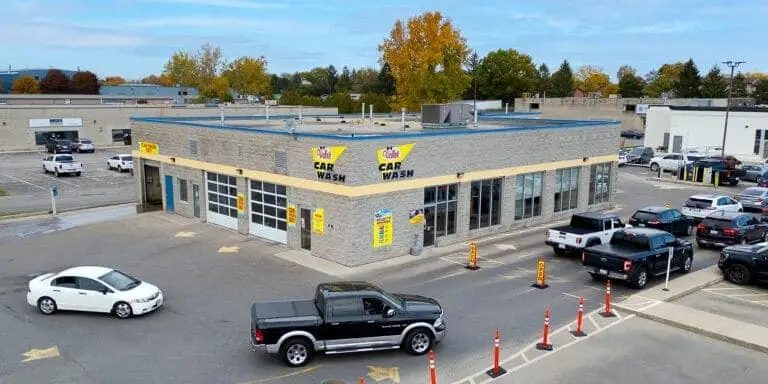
[657,166,662,178]
[359,377,365,384]
[465,242,480,270]
[486,329,507,378]
[714,172,719,188]
[665,200,671,209]
[600,280,616,318]
[532,257,548,289]
[428,350,438,384]
[535,309,554,351]
[571,297,588,337]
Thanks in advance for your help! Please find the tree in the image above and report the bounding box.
[358,93,392,113]
[323,92,354,113]
[603,83,620,97]
[327,65,338,94]
[754,80,768,105]
[163,51,199,88]
[158,74,175,87]
[700,66,727,98]
[351,68,378,94]
[196,43,224,87]
[378,11,471,110]
[103,76,126,86]
[461,52,481,100]
[550,60,575,97]
[618,73,644,97]
[658,62,685,82]
[642,76,674,97]
[731,72,748,98]
[10,76,41,94]
[336,67,352,92]
[673,59,701,98]
[70,71,100,94]
[537,63,551,97]
[223,56,271,98]
[141,74,160,84]
[278,89,323,106]
[574,65,612,95]
[40,69,70,94]
[374,62,396,96]
[476,49,538,105]
[199,76,231,101]
[616,65,637,81]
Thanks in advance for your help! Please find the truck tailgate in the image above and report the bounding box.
[583,245,629,271]
[547,228,584,247]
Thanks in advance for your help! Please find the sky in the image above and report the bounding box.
[2,0,766,82]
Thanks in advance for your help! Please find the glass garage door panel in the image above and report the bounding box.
[249,180,287,244]
[205,172,238,230]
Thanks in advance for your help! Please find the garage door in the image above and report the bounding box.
[249,180,288,244]
[206,172,238,230]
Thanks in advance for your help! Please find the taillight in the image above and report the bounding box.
[723,228,738,236]
[254,328,264,344]
[762,208,768,214]
[576,237,582,245]
[697,224,706,230]
[581,251,586,263]
[623,260,632,272]
[648,220,660,225]
[545,230,550,239]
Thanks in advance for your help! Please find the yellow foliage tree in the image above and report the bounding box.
[163,51,199,88]
[576,65,610,95]
[158,74,175,87]
[10,76,41,94]
[200,76,232,101]
[103,76,126,86]
[603,83,620,97]
[223,56,271,98]
[378,11,471,111]
[659,62,685,81]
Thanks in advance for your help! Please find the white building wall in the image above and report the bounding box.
[645,106,671,148]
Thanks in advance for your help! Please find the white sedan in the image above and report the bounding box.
[107,154,133,172]
[27,266,163,319]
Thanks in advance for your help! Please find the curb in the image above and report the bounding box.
[0,201,136,222]
[645,177,720,189]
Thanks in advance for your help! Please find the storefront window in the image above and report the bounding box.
[515,172,543,219]
[34,131,79,145]
[554,167,580,212]
[589,163,612,205]
[469,178,503,230]
[423,184,458,247]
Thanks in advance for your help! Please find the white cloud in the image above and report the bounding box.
[142,0,289,9]
[620,22,706,35]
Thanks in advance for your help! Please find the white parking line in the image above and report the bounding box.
[703,289,768,307]
[3,174,46,191]
[41,174,80,188]
[562,292,582,299]
[704,287,748,291]
[440,257,466,266]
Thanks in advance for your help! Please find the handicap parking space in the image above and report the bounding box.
[674,281,768,329]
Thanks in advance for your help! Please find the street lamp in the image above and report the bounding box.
[721,60,745,158]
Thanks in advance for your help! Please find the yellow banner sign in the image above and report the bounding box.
[139,141,159,154]
[408,209,424,225]
[312,146,347,183]
[313,208,325,234]
[237,193,245,215]
[536,258,547,286]
[287,205,296,226]
[468,242,478,266]
[377,143,415,181]
[373,208,393,248]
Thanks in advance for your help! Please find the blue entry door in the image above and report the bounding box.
[165,175,175,212]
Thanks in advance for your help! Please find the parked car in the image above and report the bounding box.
[618,151,628,167]
[581,228,694,289]
[621,130,644,139]
[250,281,445,367]
[648,153,701,173]
[72,138,95,153]
[26,266,163,319]
[107,154,134,172]
[734,187,768,211]
[681,193,743,223]
[45,139,73,154]
[696,211,768,248]
[626,146,655,164]
[685,157,746,186]
[42,154,83,177]
[628,206,694,236]
[718,243,768,285]
[545,212,627,256]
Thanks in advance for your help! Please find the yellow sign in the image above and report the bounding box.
[287,205,297,226]
[468,242,478,266]
[377,143,415,181]
[665,201,671,208]
[139,141,159,154]
[21,346,60,363]
[408,209,424,225]
[312,146,347,182]
[313,208,325,234]
[174,231,195,238]
[237,193,246,215]
[367,366,401,383]
[373,208,393,248]
[218,246,240,253]
[535,258,547,287]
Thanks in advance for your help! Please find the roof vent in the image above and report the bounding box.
[421,104,472,129]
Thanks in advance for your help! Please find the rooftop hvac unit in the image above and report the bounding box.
[421,104,472,129]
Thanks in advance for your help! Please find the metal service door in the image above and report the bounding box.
[248,180,288,244]
[164,175,174,212]
[300,208,312,251]
[192,184,201,218]
[205,172,238,230]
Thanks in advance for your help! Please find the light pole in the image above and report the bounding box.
[721,60,745,158]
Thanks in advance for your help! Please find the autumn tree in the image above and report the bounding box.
[71,71,101,94]
[379,11,471,111]
[550,60,575,97]
[351,68,378,94]
[575,65,611,95]
[536,63,551,97]
[10,76,41,94]
[700,66,727,98]
[476,49,538,105]
[163,51,199,88]
[197,43,224,88]
[199,76,232,102]
[39,69,71,94]
[673,59,701,98]
[616,65,637,81]
[222,56,271,99]
[141,74,160,84]
[754,80,768,105]
[103,76,126,86]
[618,73,644,97]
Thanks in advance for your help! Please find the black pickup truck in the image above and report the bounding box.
[250,281,446,367]
[582,228,694,288]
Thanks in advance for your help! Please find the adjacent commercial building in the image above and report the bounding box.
[130,113,620,267]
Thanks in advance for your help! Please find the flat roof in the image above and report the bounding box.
[655,106,768,113]
[130,113,620,141]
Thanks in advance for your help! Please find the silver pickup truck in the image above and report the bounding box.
[42,154,83,177]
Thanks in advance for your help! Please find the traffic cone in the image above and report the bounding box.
[600,280,616,318]
[428,350,437,384]
[486,329,507,378]
[535,309,554,351]
[570,297,588,337]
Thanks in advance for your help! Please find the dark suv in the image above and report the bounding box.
[686,157,746,186]
[628,206,694,237]
[696,211,768,248]
[627,146,654,164]
[46,139,73,154]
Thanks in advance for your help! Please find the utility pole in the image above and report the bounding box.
[721,60,745,158]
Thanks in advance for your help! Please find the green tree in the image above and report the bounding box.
[223,56,271,98]
[324,92,355,113]
[374,62,396,96]
[616,65,637,81]
[537,63,551,96]
[753,80,768,105]
[39,69,71,94]
[278,89,323,106]
[351,68,378,94]
[618,73,644,97]
[378,11,471,110]
[550,60,575,97]
[476,49,537,105]
[327,65,338,94]
[358,93,392,113]
[10,76,41,94]
[673,59,701,98]
[70,71,101,94]
[163,51,199,88]
[700,66,727,98]
[199,76,231,101]
[730,72,748,98]
[196,43,224,88]
[336,67,352,92]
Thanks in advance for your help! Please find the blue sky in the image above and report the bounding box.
[2,0,766,81]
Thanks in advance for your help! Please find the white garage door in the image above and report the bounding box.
[206,172,238,230]
[249,180,288,244]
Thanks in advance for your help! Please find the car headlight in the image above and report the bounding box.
[133,297,152,303]
[433,316,445,330]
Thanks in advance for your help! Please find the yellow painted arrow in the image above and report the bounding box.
[367,366,400,383]
[175,232,195,238]
[21,346,60,363]
[218,246,240,253]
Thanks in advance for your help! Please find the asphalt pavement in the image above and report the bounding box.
[675,281,768,329]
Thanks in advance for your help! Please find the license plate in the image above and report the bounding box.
[711,230,719,234]
[638,223,646,227]
[599,269,608,275]
[558,244,566,249]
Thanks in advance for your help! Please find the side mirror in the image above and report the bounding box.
[101,288,110,295]
[384,308,395,318]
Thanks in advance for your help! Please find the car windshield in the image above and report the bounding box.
[57,155,74,162]
[372,286,404,308]
[701,217,735,228]
[121,156,133,161]
[98,270,141,291]
[630,148,644,155]
[741,188,765,196]
[684,198,712,208]
[633,211,659,221]
[81,140,92,144]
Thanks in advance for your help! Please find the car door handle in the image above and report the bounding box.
[331,322,339,326]
[79,292,87,295]
[52,289,60,292]
[367,320,376,323]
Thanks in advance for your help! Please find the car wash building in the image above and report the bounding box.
[130,110,620,267]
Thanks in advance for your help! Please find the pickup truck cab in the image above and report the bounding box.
[582,228,694,289]
[250,281,445,367]
[42,154,83,177]
[546,212,626,256]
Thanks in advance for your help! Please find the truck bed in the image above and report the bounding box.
[549,225,598,236]
[251,300,322,329]
[583,244,647,270]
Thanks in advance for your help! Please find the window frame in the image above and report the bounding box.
[424,184,459,244]
[77,277,109,292]
[554,167,580,213]
[326,296,363,321]
[469,177,503,230]
[515,172,544,220]
[51,276,78,288]
[588,163,612,205]
[179,179,188,202]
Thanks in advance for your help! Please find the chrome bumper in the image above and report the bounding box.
[584,267,629,281]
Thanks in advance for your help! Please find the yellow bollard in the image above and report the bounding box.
[714,172,719,188]
[683,166,688,181]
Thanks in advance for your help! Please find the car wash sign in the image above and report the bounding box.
[312,146,347,182]
[377,143,415,181]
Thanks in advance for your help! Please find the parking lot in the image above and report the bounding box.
[0,169,747,384]
[675,281,768,329]
[0,151,136,216]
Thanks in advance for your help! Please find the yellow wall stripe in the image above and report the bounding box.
[134,151,616,197]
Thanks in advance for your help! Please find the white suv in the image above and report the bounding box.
[649,153,700,173]
[681,193,743,222]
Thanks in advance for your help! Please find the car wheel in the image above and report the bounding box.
[280,337,313,367]
[681,255,693,274]
[685,224,693,236]
[37,297,57,315]
[725,264,751,285]
[54,169,59,177]
[633,266,649,289]
[113,301,133,319]
[42,166,47,174]
[117,165,122,172]
[75,172,81,177]
[107,162,112,170]
[697,240,707,249]
[758,176,764,184]
[403,328,433,356]
[650,163,659,172]
[738,207,744,212]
